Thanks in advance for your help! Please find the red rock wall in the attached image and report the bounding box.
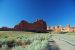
[14,20,47,32]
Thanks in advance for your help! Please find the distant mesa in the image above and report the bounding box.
[0,19,47,32]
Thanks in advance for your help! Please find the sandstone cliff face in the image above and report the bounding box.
[14,20,47,32]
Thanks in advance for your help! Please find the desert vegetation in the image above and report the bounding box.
[0,31,51,50]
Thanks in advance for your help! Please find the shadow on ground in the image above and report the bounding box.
[47,39,60,50]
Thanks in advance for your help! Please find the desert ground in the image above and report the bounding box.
[0,31,75,50]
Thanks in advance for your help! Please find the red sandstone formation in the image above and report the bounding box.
[14,19,47,32]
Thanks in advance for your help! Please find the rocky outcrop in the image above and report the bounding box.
[14,19,47,32]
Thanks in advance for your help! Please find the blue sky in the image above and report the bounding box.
[0,0,75,27]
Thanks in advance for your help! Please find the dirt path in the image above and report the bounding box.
[52,34,75,50]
